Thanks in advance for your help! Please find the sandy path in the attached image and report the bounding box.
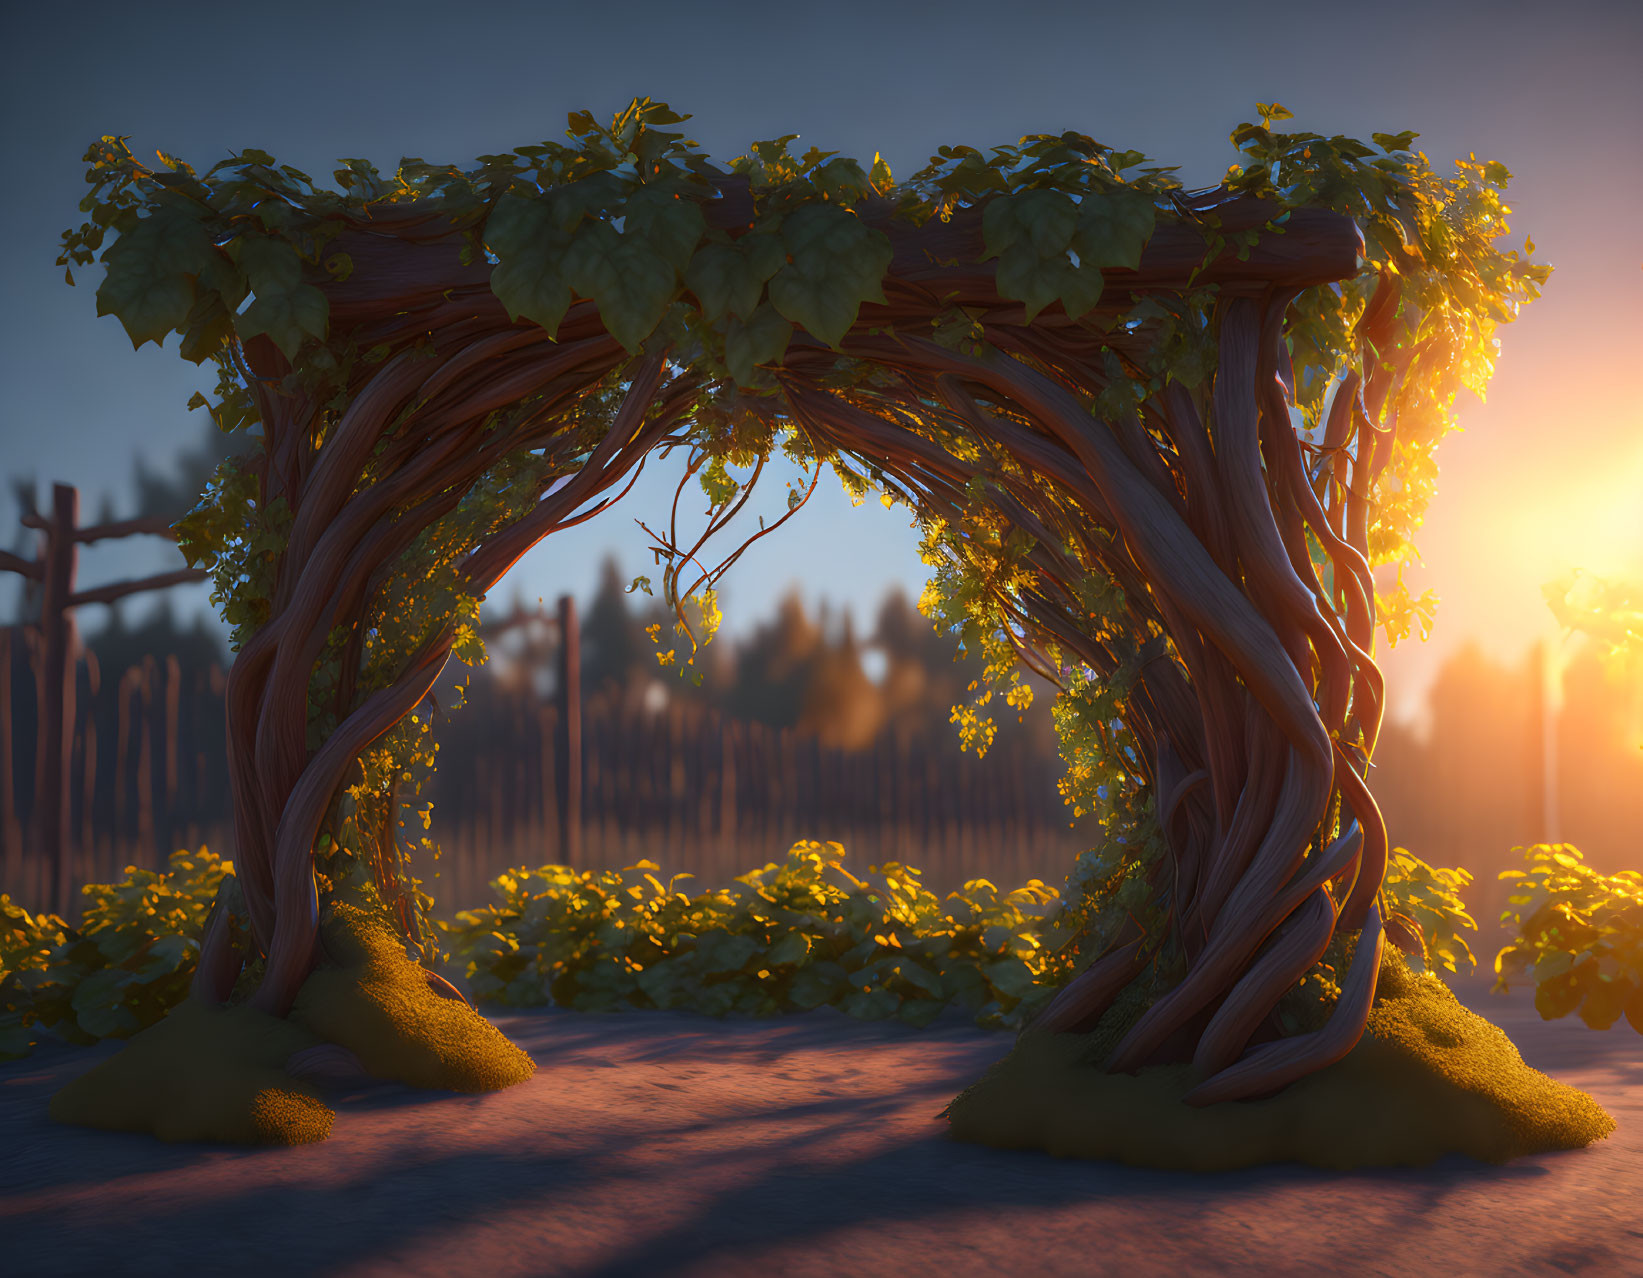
[3,976,1639,1278]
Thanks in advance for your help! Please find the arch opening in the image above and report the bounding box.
[51,100,1589,1154]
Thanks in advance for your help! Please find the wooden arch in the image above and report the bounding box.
[167,165,1399,1108]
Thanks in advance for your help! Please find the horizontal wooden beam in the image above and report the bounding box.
[67,567,208,608]
[74,516,180,544]
[18,510,179,543]
[0,549,41,580]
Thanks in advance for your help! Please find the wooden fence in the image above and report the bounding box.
[0,630,1084,924]
[0,482,209,913]
[1,633,232,917]
[423,693,1081,919]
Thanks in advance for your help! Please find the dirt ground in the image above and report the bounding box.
[2,973,1639,1278]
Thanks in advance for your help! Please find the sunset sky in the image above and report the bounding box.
[2,0,1639,724]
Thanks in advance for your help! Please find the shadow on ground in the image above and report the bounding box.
[2,978,1637,1278]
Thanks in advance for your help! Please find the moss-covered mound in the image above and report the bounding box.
[944,951,1616,1170]
[48,997,334,1145]
[290,897,536,1093]
[49,895,535,1146]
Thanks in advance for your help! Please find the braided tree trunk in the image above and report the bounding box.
[192,208,698,1016]
[770,190,1410,1104]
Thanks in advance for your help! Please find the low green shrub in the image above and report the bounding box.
[1379,847,1479,975]
[437,840,1064,1029]
[0,847,232,1060]
[0,835,1494,1062]
[1495,843,1643,1031]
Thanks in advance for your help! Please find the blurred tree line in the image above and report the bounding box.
[1373,639,1643,938]
[463,554,1062,760]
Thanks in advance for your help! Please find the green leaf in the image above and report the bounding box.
[0,1018,38,1062]
[230,235,328,359]
[984,956,1037,999]
[198,251,249,311]
[132,932,193,980]
[993,242,1070,323]
[232,234,303,294]
[981,190,1077,262]
[235,284,329,361]
[842,987,899,1020]
[546,172,629,233]
[1072,188,1157,272]
[177,289,235,365]
[635,956,682,1005]
[73,1000,141,1040]
[724,302,793,385]
[621,186,706,272]
[95,208,216,349]
[1577,975,1630,1031]
[685,234,786,323]
[484,194,576,336]
[1059,262,1105,320]
[788,961,846,1009]
[811,156,871,205]
[869,151,894,194]
[1535,971,1583,1021]
[70,964,136,1012]
[893,958,943,997]
[766,929,810,967]
[767,204,892,348]
[699,456,740,506]
[1533,950,1573,982]
[562,221,678,354]
[486,193,559,260]
[1372,130,1419,153]
[693,929,759,975]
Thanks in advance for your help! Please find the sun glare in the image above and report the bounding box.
[1502,432,1643,606]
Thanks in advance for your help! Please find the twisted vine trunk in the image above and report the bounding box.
[772,194,1406,1103]
[190,208,693,1014]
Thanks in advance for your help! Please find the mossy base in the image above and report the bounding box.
[49,895,535,1145]
[945,953,1617,1170]
[290,898,536,1093]
[48,997,334,1144]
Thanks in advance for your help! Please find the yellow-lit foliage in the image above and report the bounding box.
[1545,569,1643,681]
[1496,844,1643,1032]
[0,848,234,1058]
[1379,848,1478,975]
[440,840,1062,1029]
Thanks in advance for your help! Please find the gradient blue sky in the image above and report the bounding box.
[3,0,1640,721]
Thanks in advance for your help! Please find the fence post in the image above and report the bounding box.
[36,484,80,915]
[79,650,100,898]
[163,653,180,852]
[555,593,581,867]
[0,630,18,894]
[136,658,156,863]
